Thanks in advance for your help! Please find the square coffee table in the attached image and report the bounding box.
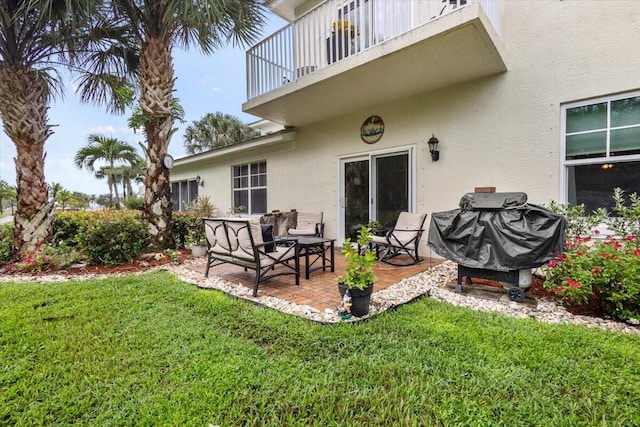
[295,237,336,280]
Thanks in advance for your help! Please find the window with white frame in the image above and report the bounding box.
[562,91,640,213]
[232,161,266,214]
[171,179,199,211]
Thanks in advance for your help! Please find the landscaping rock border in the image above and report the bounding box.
[2,259,637,334]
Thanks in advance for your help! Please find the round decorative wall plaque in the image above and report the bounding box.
[360,115,384,144]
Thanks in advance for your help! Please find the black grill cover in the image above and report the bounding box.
[428,192,566,270]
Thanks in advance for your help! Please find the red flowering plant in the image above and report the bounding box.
[543,189,640,321]
[6,242,84,273]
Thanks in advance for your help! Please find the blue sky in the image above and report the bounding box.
[0,13,285,196]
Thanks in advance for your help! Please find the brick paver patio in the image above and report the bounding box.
[186,253,443,312]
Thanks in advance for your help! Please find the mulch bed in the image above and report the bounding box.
[0,249,192,277]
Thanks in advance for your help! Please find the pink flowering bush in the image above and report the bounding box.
[7,242,84,273]
[544,189,640,321]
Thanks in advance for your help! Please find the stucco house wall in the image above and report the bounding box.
[171,0,640,256]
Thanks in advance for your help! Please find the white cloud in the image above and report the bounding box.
[89,125,117,134]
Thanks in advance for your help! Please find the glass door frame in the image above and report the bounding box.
[338,145,416,244]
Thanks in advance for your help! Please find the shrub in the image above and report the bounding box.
[0,223,13,265]
[173,210,200,249]
[6,242,85,273]
[53,211,89,247]
[77,210,148,266]
[124,196,144,210]
[544,189,640,321]
[173,196,217,249]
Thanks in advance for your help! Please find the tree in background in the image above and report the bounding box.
[75,134,141,208]
[55,189,76,211]
[184,112,259,154]
[0,180,16,215]
[71,192,91,210]
[0,1,135,257]
[111,0,266,248]
[114,157,145,199]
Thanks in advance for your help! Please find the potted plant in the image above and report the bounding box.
[187,228,207,257]
[338,225,376,317]
[367,220,384,236]
[326,19,359,64]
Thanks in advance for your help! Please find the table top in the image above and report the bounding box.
[291,236,336,246]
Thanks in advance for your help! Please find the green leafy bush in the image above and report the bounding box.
[173,196,217,248]
[124,196,144,210]
[53,211,89,247]
[173,210,200,249]
[544,189,640,321]
[77,210,147,266]
[0,223,13,265]
[338,226,376,290]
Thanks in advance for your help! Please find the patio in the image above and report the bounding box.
[177,253,446,321]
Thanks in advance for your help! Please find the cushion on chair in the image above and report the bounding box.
[214,218,264,261]
[390,212,426,243]
[261,224,276,252]
[288,212,323,236]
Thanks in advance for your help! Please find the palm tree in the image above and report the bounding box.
[0,180,16,215]
[184,112,259,154]
[55,189,76,211]
[75,134,141,208]
[95,168,118,207]
[0,1,136,256]
[110,0,266,248]
[114,157,145,200]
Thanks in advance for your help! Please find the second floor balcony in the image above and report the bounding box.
[243,0,507,127]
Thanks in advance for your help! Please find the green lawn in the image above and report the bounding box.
[1,272,639,426]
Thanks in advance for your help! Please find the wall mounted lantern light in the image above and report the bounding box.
[196,175,204,186]
[428,134,440,161]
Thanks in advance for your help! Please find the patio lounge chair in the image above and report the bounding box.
[203,217,300,296]
[370,212,427,266]
[287,211,324,237]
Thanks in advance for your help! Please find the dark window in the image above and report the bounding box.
[171,179,199,211]
[564,93,640,212]
[233,161,267,214]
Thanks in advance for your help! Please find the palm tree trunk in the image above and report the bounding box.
[139,37,175,248]
[0,63,54,257]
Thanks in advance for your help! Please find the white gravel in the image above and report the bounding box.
[2,259,638,334]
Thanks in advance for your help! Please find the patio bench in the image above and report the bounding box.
[202,217,300,297]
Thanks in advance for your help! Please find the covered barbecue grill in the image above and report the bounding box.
[428,192,566,302]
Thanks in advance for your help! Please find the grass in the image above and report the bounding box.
[1,272,639,426]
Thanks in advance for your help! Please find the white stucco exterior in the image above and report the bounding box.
[171,0,640,257]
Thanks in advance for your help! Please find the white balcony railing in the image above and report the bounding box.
[247,0,501,100]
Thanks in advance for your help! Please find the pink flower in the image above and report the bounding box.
[549,259,557,268]
[635,248,640,256]
[576,250,583,256]
[626,235,637,241]
[591,266,601,276]
[594,229,601,234]
[557,254,565,261]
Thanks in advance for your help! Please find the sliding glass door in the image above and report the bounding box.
[340,148,414,241]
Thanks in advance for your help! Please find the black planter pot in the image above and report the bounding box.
[326,33,351,64]
[338,282,374,317]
